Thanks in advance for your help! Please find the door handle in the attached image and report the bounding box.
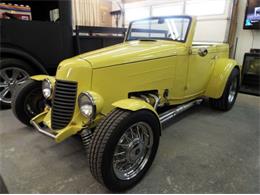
[198,48,208,57]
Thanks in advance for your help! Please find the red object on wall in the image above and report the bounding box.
[0,3,31,20]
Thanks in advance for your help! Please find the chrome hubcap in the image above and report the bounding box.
[228,77,237,103]
[113,122,153,180]
[0,67,29,104]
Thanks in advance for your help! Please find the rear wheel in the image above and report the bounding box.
[0,58,35,109]
[11,79,45,126]
[88,108,160,192]
[209,68,240,111]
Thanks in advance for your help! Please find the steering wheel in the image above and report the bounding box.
[167,32,180,41]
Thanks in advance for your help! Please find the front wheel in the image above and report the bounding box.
[88,108,160,192]
[11,79,45,126]
[209,68,240,111]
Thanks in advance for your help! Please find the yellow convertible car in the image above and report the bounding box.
[12,15,240,191]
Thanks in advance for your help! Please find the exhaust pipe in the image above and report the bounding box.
[159,99,203,124]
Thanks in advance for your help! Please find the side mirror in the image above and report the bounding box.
[198,48,208,57]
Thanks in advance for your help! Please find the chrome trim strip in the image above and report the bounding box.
[159,99,203,123]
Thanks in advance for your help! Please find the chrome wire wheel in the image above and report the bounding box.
[113,122,154,180]
[0,67,29,104]
[228,77,237,103]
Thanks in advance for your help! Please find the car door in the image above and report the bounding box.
[185,45,217,97]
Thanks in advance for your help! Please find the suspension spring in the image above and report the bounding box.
[81,128,92,152]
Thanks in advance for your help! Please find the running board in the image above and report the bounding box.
[159,99,203,124]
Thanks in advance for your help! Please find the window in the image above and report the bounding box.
[185,0,226,16]
[152,3,184,17]
[127,16,191,42]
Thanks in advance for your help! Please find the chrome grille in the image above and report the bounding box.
[51,80,77,130]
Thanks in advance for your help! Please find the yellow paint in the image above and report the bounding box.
[31,75,55,85]
[31,109,84,143]
[112,99,158,116]
[205,59,240,98]
[29,16,239,143]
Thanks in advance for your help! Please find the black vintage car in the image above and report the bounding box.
[0,0,126,108]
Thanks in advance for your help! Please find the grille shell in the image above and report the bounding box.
[51,80,77,130]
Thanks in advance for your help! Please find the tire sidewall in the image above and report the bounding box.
[0,58,35,74]
[223,68,240,110]
[11,79,44,126]
[101,110,160,191]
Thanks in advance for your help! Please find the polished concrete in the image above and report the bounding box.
[0,94,259,193]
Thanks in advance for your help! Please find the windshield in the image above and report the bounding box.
[126,16,191,42]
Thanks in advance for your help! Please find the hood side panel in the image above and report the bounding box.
[91,55,181,114]
[79,41,187,69]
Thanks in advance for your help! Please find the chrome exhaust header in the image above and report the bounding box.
[159,99,203,124]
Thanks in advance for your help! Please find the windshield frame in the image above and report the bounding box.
[125,15,192,43]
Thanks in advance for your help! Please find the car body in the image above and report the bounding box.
[12,15,240,191]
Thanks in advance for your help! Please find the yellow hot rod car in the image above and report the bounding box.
[12,16,240,191]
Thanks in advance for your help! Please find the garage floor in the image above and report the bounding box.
[0,94,259,193]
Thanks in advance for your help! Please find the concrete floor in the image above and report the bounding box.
[0,94,259,193]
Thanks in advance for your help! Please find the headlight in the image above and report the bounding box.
[78,92,96,118]
[42,79,52,99]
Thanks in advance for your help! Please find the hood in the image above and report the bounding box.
[79,40,187,69]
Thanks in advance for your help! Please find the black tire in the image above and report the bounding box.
[0,175,8,194]
[88,108,160,192]
[209,68,240,111]
[11,79,45,126]
[0,58,36,109]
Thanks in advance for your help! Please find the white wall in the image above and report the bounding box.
[119,0,233,43]
[235,0,260,65]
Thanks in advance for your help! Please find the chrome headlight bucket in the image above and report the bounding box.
[42,79,52,99]
[78,91,104,119]
[78,92,96,119]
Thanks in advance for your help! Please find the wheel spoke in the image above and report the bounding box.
[136,125,141,138]
[0,71,10,82]
[130,128,136,139]
[123,134,132,143]
[143,131,149,139]
[0,83,8,88]
[114,151,126,157]
[114,157,127,164]
[16,76,28,84]
[138,127,145,141]
[12,69,20,81]
[0,87,10,98]
[118,143,129,149]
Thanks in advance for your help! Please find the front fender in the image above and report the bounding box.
[205,59,240,98]
[30,75,55,85]
[112,99,161,135]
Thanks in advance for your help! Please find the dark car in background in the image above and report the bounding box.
[0,0,126,108]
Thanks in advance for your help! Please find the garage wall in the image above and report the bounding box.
[72,0,112,27]
[234,0,260,65]
[111,0,260,65]
[112,0,233,43]
[112,1,124,27]
[100,0,112,27]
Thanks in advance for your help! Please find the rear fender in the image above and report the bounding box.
[205,59,240,98]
